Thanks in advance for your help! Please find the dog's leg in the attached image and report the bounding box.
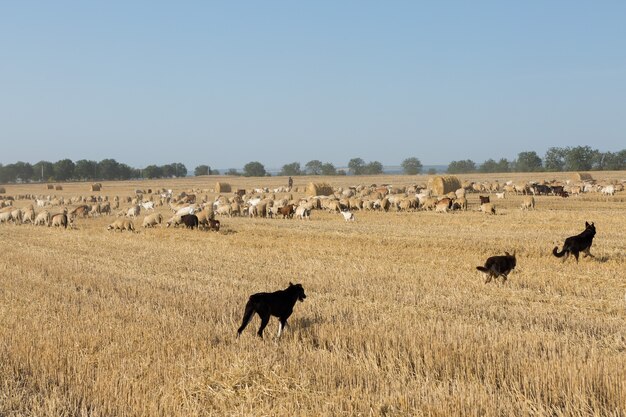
[277,318,288,338]
[583,248,594,258]
[573,251,580,263]
[485,273,493,284]
[562,251,569,262]
[257,314,270,338]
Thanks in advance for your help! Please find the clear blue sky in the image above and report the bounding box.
[1,1,625,169]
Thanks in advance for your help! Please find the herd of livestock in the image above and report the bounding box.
[0,177,624,232]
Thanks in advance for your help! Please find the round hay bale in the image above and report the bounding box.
[55,185,63,191]
[0,187,5,194]
[428,176,461,196]
[215,182,231,193]
[91,183,102,192]
[47,184,54,190]
[570,172,593,181]
[306,182,334,196]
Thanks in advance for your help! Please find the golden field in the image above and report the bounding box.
[0,173,625,417]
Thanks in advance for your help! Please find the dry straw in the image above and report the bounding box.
[306,182,334,196]
[428,175,461,195]
[91,183,102,192]
[570,172,593,181]
[215,182,231,193]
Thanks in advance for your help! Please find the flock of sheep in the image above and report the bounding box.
[0,177,623,233]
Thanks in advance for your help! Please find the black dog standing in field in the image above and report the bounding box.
[476,252,517,283]
[553,221,596,262]
[237,282,306,339]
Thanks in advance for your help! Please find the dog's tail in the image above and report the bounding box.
[237,299,255,337]
[552,246,567,258]
[476,266,490,273]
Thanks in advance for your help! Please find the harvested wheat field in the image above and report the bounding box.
[0,173,625,416]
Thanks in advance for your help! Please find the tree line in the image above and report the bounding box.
[0,159,191,183]
[447,146,626,174]
[1,146,624,183]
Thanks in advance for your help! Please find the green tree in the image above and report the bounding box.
[600,150,626,170]
[195,165,210,176]
[305,160,323,175]
[173,163,187,177]
[226,168,240,176]
[364,161,384,175]
[53,159,75,181]
[75,160,98,180]
[544,147,566,172]
[478,159,499,173]
[401,157,423,175]
[564,146,596,171]
[98,159,120,180]
[118,163,135,180]
[447,160,476,174]
[143,165,162,179]
[280,162,302,176]
[427,168,438,175]
[514,151,543,172]
[348,158,366,175]
[496,158,510,172]
[243,161,266,177]
[32,160,55,181]
[320,162,337,176]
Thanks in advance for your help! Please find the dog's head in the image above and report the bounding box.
[289,282,307,302]
[585,221,596,235]
[504,251,516,268]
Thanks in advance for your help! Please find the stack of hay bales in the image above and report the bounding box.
[428,176,461,196]
[91,183,102,191]
[570,172,593,182]
[55,185,63,191]
[215,182,231,193]
[306,182,334,196]
[47,184,54,190]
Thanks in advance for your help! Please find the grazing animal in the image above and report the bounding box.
[181,214,199,229]
[51,213,68,229]
[279,204,295,219]
[520,196,535,210]
[479,195,490,205]
[480,203,496,215]
[237,282,306,339]
[495,192,506,199]
[207,218,220,232]
[476,252,516,283]
[341,210,355,221]
[552,222,596,262]
[142,213,163,228]
[107,218,135,232]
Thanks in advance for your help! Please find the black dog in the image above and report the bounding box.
[476,251,516,283]
[553,221,596,262]
[237,282,306,338]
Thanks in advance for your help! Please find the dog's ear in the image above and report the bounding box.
[505,251,510,256]
[289,281,293,286]
[512,250,516,258]
[586,221,590,227]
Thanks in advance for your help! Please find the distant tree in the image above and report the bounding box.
[600,150,626,171]
[544,147,566,172]
[305,160,323,175]
[564,146,595,171]
[427,168,438,175]
[53,159,75,181]
[280,162,302,176]
[364,161,383,175]
[320,162,337,176]
[173,163,187,177]
[32,160,55,181]
[74,160,98,180]
[210,169,220,175]
[496,158,511,173]
[337,169,347,176]
[143,165,162,179]
[161,164,175,177]
[118,163,135,180]
[12,161,33,182]
[401,157,423,175]
[98,159,120,180]
[447,160,476,174]
[0,164,16,183]
[478,159,500,173]
[243,161,266,177]
[514,151,543,172]
[348,158,366,175]
[226,168,240,176]
[195,165,210,176]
